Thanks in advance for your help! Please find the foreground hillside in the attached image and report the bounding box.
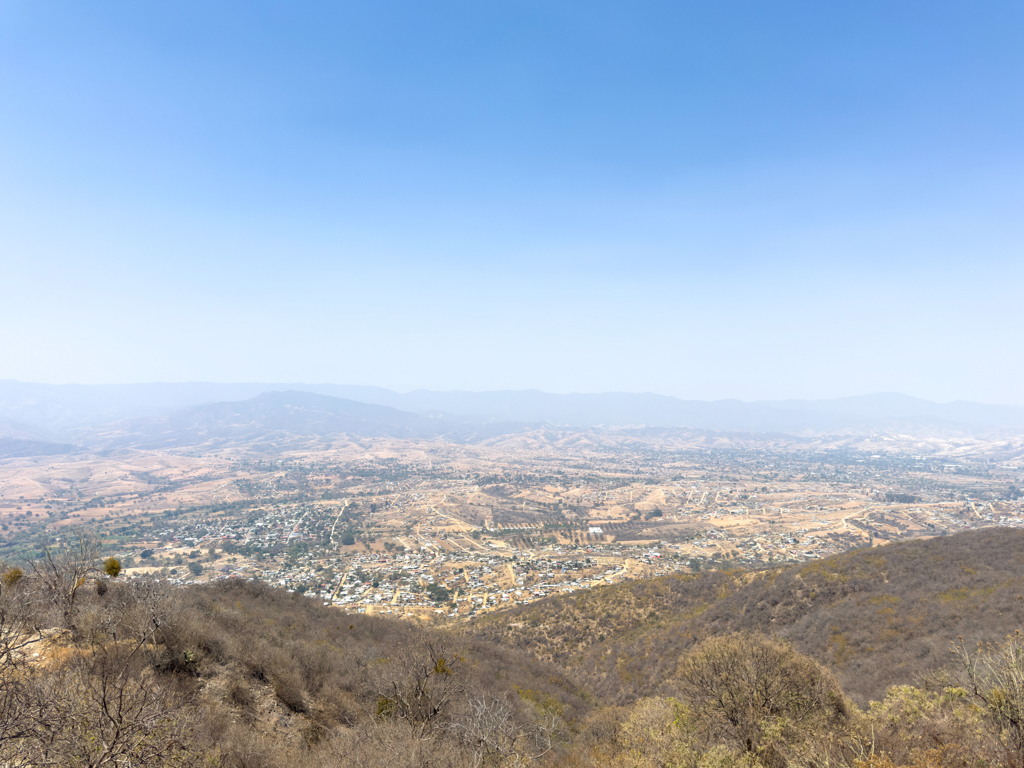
[1,568,589,767]
[4,528,1024,766]
[472,529,1024,705]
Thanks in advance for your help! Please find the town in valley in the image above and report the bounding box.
[2,430,1022,622]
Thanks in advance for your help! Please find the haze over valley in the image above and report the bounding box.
[3,2,1024,766]
[2,382,1022,618]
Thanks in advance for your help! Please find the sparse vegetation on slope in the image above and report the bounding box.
[473,529,1024,705]
[4,528,1024,766]
[0,537,589,767]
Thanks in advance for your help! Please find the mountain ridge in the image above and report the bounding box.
[2,380,1022,439]
[78,390,538,450]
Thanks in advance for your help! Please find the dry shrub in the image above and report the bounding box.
[228,678,256,710]
[295,640,345,695]
[273,667,309,713]
[195,700,235,746]
[311,719,471,768]
[573,704,629,758]
[675,633,849,767]
[313,683,360,726]
[239,639,274,682]
[856,684,1002,768]
[219,725,295,768]
[8,638,208,767]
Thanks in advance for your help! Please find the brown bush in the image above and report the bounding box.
[312,683,360,726]
[228,678,256,710]
[674,633,849,766]
[273,667,309,713]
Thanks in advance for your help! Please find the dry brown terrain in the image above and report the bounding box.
[0,428,1021,619]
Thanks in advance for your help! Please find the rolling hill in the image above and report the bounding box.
[470,528,1024,706]
[0,437,79,459]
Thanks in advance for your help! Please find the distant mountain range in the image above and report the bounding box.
[83,391,535,450]
[0,380,1023,455]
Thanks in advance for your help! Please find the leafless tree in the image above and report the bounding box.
[312,719,470,768]
[95,576,170,646]
[368,634,466,737]
[449,695,560,768]
[18,619,204,767]
[0,562,43,667]
[29,528,101,629]
[0,544,204,768]
[950,631,1024,763]
[0,565,48,766]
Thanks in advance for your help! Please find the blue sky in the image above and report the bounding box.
[2,1,1022,403]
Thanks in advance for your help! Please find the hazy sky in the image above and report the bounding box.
[2,2,1022,404]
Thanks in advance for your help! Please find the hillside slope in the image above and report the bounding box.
[470,528,1024,705]
[7,534,1024,766]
